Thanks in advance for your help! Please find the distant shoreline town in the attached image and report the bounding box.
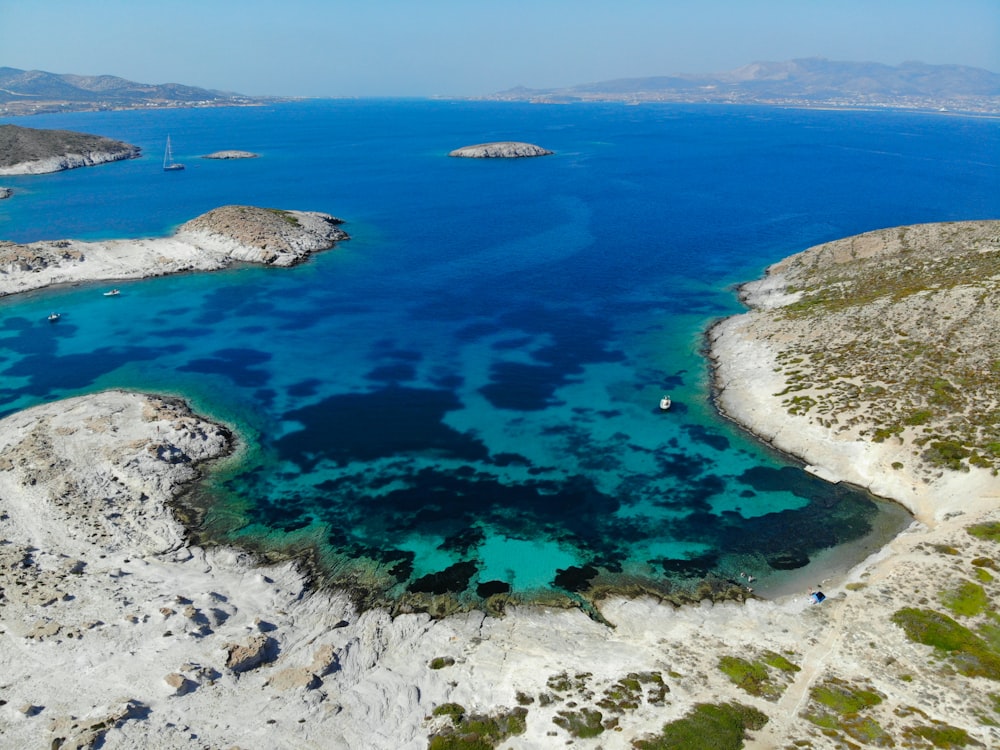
[2,58,998,117]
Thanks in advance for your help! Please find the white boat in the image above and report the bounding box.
[47,312,61,322]
[103,289,120,296]
[659,395,672,411]
[163,135,185,171]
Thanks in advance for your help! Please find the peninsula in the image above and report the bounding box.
[449,141,553,158]
[0,222,998,748]
[0,124,140,175]
[0,204,348,297]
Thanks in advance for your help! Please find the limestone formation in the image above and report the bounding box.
[448,141,553,158]
[0,186,11,199]
[224,634,276,673]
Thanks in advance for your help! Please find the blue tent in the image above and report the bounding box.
[810,591,826,604]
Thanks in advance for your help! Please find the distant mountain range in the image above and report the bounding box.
[0,67,279,116]
[484,59,1000,114]
[2,60,998,116]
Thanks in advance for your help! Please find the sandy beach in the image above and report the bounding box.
[1,219,999,748]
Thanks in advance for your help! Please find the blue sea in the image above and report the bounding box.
[1,101,996,607]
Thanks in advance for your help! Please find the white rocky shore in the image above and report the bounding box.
[2,222,999,748]
[0,149,139,176]
[1,392,997,749]
[448,142,553,158]
[0,205,348,297]
[0,124,141,175]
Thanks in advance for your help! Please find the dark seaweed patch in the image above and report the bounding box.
[439,526,486,554]
[180,347,272,387]
[765,550,811,570]
[274,386,489,469]
[683,424,731,452]
[476,580,511,597]
[365,362,416,383]
[408,561,478,595]
[2,343,180,399]
[288,378,323,397]
[553,564,599,592]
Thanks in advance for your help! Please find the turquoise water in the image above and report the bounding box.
[1,101,995,604]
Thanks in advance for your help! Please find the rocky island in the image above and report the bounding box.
[0,204,348,297]
[0,186,11,200]
[1,222,999,748]
[0,124,141,175]
[449,141,553,158]
[202,150,259,159]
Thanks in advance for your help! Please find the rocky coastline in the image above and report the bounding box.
[0,124,140,175]
[1,221,999,747]
[0,205,348,297]
[709,220,1000,524]
[448,141,553,158]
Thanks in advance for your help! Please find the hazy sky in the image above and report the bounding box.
[1,0,997,97]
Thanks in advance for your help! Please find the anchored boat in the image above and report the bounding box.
[163,135,185,171]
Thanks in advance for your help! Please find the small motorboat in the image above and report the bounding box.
[103,289,120,297]
[47,312,61,322]
[659,395,672,411]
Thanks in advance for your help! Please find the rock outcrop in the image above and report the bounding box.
[0,186,11,199]
[0,124,140,175]
[448,141,553,158]
[0,204,349,296]
[202,150,259,159]
[177,205,348,266]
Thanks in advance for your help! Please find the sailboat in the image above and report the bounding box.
[163,135,185,171]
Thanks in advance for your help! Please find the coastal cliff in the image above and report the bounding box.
[709,220,1000,523]
[0,205,348,296]
[0,124,140,175]
[449,141,553,158]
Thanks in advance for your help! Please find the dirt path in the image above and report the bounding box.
[743,594,849,748]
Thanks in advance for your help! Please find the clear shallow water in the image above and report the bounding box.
[1,101,996,607]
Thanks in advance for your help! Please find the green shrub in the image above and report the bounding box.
[941,582,989,617]
[718,656,783,700]
[428,705,528,750]
[632,702,768,750]
[968,522,1000,542]
[809,680,883,714]
[924,440,971,470]
[892,607,1000,680]
[905,409,934,426]
[553,707,604,738]
[902,723,981,748]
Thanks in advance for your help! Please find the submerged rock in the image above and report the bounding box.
[448,141,553,158]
